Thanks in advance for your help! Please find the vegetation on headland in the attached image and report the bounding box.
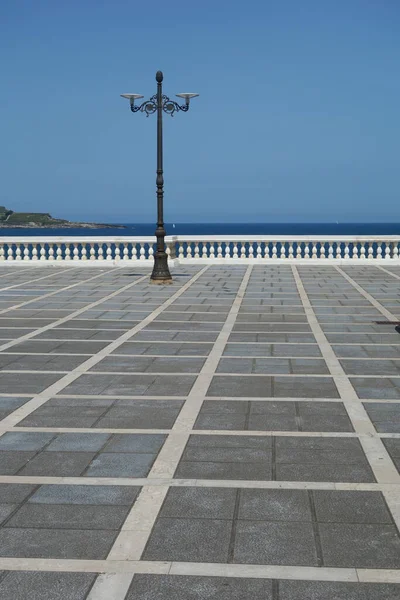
[0,206,126,229]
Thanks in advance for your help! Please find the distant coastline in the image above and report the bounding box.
[0,205,126,229]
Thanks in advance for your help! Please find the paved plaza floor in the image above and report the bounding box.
[0,264,398,598]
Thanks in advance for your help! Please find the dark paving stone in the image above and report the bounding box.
[18,451,95,476]
[238,489,311,521]
[103,433,166,453]
[319,522,400,568]
[187,434,271,449]
[90,356,205,374]
[0,571,96,600]
[114,342,213,356]
[126,574,273,600]
[0,397,31,419]
[160,487,237,519]
[62,374,196,396]
[175,461,271,480]
[279,580,400,600]
[0,527,116,558]
[273,377,340,398]
[207,376,272,397]
[183,446,271,463]
[0,484,36,503]
[194,414,248,430]
[234,520,317,565]
[363,402,400,433]
[0,451,37,475]
[45,433,110,452]
[85,452,156,477]
[0,432,55,451]
[277,463,375,483]
[0,504,18,524]
[5,503,129,530]
[142,518,231,562]
[29,484,140,505]
[313,491,392,523]
[351,378,400,400]
[0,372,63,394]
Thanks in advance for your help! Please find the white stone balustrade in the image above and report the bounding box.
[0,236,399,265]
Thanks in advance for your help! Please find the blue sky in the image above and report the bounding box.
[1,0,399,223]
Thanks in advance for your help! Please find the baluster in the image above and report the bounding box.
[0,245,4,261]
[90,244,96,260]
[7,246,14,261]
[304,243,310,259]
[23,246,30,261]
[272,244,277,259]
[233,243,238,259]
[377,242,382,259]
[249,242,254,259]
[393,242,399,260]
[114,244,120,262]
[224,243,231,259]
[31,244,38,261]
[64,244,71,260]
[194,242,200,259]
[186,243,192,259]
[240,243,246,259]
[217,242,223,259]
[139,243,146,260]
[81,244,87,261]
[48,244,55,261]
[288,242,294,259]
[385,242,391,259]
[106,243,112,261]
[40,246,46,261]
[256,242,262,259]
[131,244,137,260]
[296,242,302,259]
[311,242,318,259]
[73,243,80,260]
[344,244,350,260]
[202,243,208,260]
[209,242,215,260]
[328,242,333,259]
[352,244,358,259]
[368,244,374,259]
[15,244,22,260]
[360,242,366,259]
[320,242,326,259]
[280,243,286,259]
[178,243,184,260]
[122,243,129,260]
[336,243,342,259]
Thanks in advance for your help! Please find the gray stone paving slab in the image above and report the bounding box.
[114,342,213,356]
[142,517,232,562]
[238,489,312,521]
[0,372,63,394]
[90,356,205,373]
[313,490,392,523]
[126,575,273,600]
[0,571,96,600]
[5,503,130,530]
[29,484,140,505]
[18,451,96,476]
[62,373,196,396]
[85,452,156,477]
[0,396,31,420]
[216,357,329,375]
[279,581,400,600]
[0,528,117,558]
[45,433,110,451]
[0,432,55,451]
[160,488,237,519]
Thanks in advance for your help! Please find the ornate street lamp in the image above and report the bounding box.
[121,71,198,283]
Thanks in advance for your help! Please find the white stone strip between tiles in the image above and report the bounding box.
[334,266,398,321]
[291,265,400,489]
[0,268,123,316]
[0,557,398,585]
[107,266,253,569]
[0,272,150,353]
[375,264,400,281]
[0,267,209,431]
[333,265,400,524]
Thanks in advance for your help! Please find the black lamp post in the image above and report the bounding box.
[121,71,198,283]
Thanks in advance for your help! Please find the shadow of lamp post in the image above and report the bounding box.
[121,71,199,283]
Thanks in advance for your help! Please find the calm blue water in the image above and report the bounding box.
[1,223,400,236]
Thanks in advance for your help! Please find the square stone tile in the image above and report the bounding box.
[313,491,392,523]
[207,376,272,397]
[0,571,96,600]
[5,503,129,530]
[18,452,95,477]
[233,520,317,565]
[29,484,140,505]
[0,432,55,451]
[238,489,312,521]
[279,581,400,600]
[126,575,273,600]
[45,433,110,452]
[363,402,400,433]
[142,518,232,562]
[103,433,166,453]
[85,452,156,477]
[319,522,400,568]
[0,452,37,475]
[0,484,36,503]
[175,461,271,481]
[160,487,237,519]
[0,528,117,559]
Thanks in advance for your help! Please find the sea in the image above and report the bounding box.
[1,223,400,237]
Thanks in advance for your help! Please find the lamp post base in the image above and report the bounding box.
[150,252,172,284]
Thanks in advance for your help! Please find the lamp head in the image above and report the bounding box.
[176,93,199,105]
